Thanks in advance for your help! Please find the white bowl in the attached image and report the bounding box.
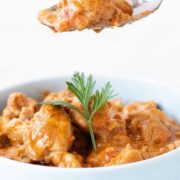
[0,75,180,180]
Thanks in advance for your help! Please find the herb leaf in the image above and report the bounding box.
[40,100,84,117]
[90,82,114,119]
[41,72,116,152]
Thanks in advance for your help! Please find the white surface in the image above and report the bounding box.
[0,76,180,180]
[0,0,180,87]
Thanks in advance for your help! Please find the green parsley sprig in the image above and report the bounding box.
[41,72,115,151]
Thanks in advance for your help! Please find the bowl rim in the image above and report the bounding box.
[1,73,180,95]
[0,148,179,172]
[0,74,180,172]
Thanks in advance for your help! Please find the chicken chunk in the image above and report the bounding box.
[106,144,143,166]
[45,151,82,167]
[87,146,119,167]
[24,105,76,166]
[87,144,143,167]
[1,93,37,145]
[3,93,37,121]
[123,102,171,147]
[0,93,38,162]
[3,118,30,144]
[0,145,31,163]
[166,140,180,151]
[38,0,133,32]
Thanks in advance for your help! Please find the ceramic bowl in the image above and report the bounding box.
[0,75,180,180]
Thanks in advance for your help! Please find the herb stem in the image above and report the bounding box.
[87,120,96,152]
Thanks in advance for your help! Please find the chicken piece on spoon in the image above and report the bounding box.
[38,0,162,32]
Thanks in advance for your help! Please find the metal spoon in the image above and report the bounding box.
[130,0,162,17]
[38,0,163,32]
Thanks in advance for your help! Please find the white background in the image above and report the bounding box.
[0,0,179,88]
